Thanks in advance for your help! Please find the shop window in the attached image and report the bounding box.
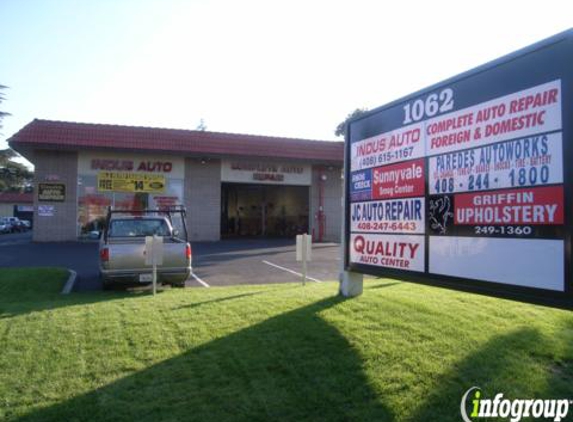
[77,175,184,238]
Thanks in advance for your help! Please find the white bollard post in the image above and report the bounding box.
[297,233,312,286]
[302,234,307,286]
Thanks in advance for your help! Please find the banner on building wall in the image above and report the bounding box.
[97,172,166,194]
[38,183,66,202]
[344,31,573,309]
[38,205,55,217]
[221,160,312,185]
[17,206,34,212]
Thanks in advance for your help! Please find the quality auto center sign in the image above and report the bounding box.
[344,30,573,309]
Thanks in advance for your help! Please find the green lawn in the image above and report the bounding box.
[0,268,572,422]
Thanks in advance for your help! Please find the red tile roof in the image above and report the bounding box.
[9,119,344,163]
[0,192,33,204]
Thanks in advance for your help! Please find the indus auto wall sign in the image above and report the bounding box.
[344,30,573,309]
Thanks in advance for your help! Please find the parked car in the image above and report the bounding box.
[0,220,10,234]
[5,217,26,232]
[99,207,192,289]
[20,220,32,230]
[0,217,15,233]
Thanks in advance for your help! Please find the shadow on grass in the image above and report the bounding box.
[550,317,573,388]
[409,323,573,422]
[172,289,282,311]
[366,282,402,290]
[13,295,394,422]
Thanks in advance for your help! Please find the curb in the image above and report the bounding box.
[61,269,77,294]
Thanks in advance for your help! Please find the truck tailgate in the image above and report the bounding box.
[107,239,189,270]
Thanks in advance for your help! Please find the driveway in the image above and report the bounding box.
[191,239,341,287]
[0,234,341,291]
[0,233,100,290]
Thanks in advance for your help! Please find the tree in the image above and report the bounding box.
[0,148,34,192]
[0,84,10,131]
[196,118,207,131]
[334,108,369,138]
[0,85,29,192]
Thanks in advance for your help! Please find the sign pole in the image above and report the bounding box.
[152,263,157,296]
[340,146,363,297]
[302,233,307,286]
[146,234,163,297]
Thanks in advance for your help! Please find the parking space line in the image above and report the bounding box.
[0,240,31,247]
[262,260,322,283]
[191,271,210,288]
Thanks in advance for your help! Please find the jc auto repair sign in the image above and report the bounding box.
[345,30,573,309]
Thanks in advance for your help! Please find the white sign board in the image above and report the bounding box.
[145,235,164,266]
[38,205,54,217]
[296,234,312,261]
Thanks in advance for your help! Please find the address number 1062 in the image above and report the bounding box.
[403,88,454,124]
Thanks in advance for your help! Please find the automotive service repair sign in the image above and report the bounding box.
[344,30,573,309]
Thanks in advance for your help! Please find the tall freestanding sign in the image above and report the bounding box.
[344,30,573,309]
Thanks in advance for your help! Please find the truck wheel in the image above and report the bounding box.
[100,274,114,290]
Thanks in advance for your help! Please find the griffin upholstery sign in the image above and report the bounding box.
[344,30,573,309]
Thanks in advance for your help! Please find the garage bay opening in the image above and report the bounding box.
[221,183,309,238]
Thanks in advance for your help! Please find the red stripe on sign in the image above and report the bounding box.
[454,186,564,225]
[372,159,425,200]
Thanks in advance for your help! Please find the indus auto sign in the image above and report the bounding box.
[344,30,573,309]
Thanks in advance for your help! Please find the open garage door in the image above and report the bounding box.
[221,183,309,238]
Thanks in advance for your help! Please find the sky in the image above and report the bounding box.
[0,0,571,165]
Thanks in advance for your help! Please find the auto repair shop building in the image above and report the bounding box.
[8,119,344,242]
[0,192,33,220]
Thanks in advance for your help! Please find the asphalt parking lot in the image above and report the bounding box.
[0,233,341,291]
[191,239,341,287]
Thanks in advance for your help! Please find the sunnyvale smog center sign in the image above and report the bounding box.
[344,30,573,309]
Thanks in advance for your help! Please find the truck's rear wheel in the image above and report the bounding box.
[100,273,114,290]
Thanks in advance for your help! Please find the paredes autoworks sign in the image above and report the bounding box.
[344,30,573,309]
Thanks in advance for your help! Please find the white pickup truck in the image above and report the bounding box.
[98,207,192,289]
